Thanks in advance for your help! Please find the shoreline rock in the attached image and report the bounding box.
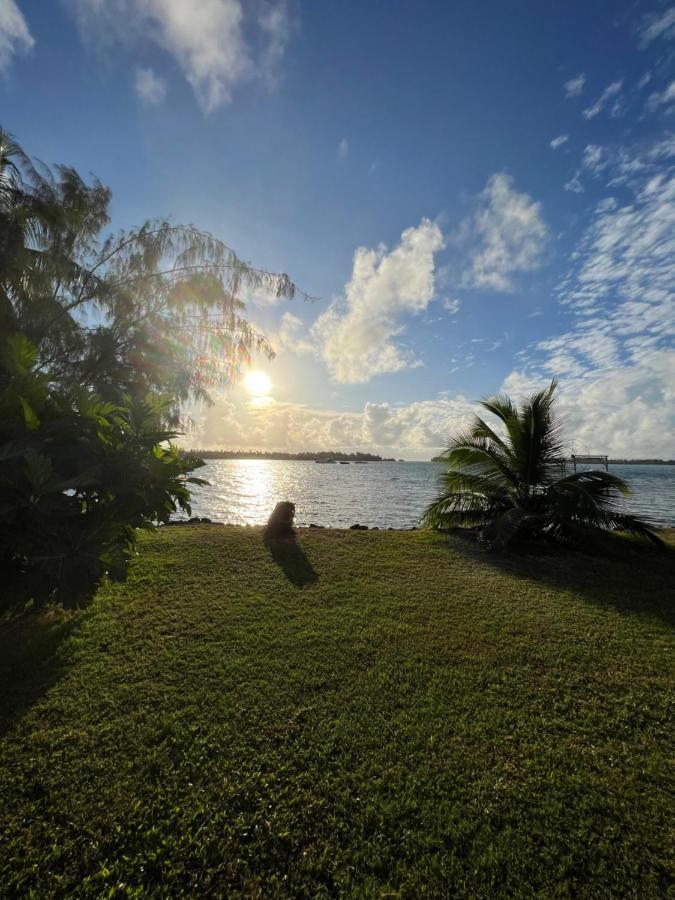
[163,520,421,531]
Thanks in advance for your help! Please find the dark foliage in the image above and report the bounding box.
[0,334,206,610]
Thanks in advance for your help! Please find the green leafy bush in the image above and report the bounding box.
[0,334,205,610]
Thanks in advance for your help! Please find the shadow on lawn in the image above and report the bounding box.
[446,528,675,628]
[0,607,86,737]
[264,537,319,588]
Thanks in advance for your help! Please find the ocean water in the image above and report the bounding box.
[177,460,675,530]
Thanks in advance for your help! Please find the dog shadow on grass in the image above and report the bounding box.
[264,536,319,588]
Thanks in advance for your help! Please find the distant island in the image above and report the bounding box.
[430,455,675,465]
[186,450,396,461]
[606,459,675,465]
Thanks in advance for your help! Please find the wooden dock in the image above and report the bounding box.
[554,455,609,475]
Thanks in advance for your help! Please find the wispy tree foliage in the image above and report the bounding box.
[423,382,661,551]
[0,128,305,609]
[0,128,309,418]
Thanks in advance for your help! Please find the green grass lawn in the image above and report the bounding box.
[1,526,674,898]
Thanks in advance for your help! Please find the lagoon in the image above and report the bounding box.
[179,460,675,529]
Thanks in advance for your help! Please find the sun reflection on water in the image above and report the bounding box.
[231,460,276,524]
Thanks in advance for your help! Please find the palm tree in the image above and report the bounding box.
[422,382,660,550]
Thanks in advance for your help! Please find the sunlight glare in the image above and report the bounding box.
[244,370,272,397]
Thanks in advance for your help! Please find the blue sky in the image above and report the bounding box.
[2,0,674,456]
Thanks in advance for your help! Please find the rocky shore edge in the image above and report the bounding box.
[162,518,418,531]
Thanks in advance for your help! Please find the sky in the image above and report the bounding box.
[1,0,674,458]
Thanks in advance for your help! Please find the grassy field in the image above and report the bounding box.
[1,526,674,898]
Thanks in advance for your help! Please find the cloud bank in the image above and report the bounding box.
[188,393,476,458]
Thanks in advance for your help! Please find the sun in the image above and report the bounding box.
[244,370,272,397]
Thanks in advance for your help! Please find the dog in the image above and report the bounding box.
[263,501,296,542]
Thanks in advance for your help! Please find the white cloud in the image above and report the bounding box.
[134,66,166,104]
[537,332,621,375]
[269,311,315,356]
[455,173,548,292]
[647,80,675,112]
[560,166,675,322]
[68,0,292,111]
[564,73,586,97]
[443,298,461,314]
[639,7,675,46]
[610,95,625,118]
[361,397,475,450]
[312,219,444,383]
[582,80,623,119]
[0,0,33,73]
[638,71,652,89]
[564,171,584,193]
[471,337,502,352]
[338,137,349,160]
[606,135,675,188]
[257,0,291,80]
[581,143,608,174]
[550,134,569,150]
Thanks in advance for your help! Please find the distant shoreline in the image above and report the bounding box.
[430,456,675,465]
[182,450,675,466]
[606,459,675,465]
[184,450,397,462]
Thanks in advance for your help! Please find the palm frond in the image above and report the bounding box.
[479,394,518,425]
[545,470,630,522]
[608,514,664,546]
[543,470,660,544]
[440,433,519,489]
[0,128,23,211]
[470,415,510,452]
[421,491,508,530]
[421,469,511,529]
